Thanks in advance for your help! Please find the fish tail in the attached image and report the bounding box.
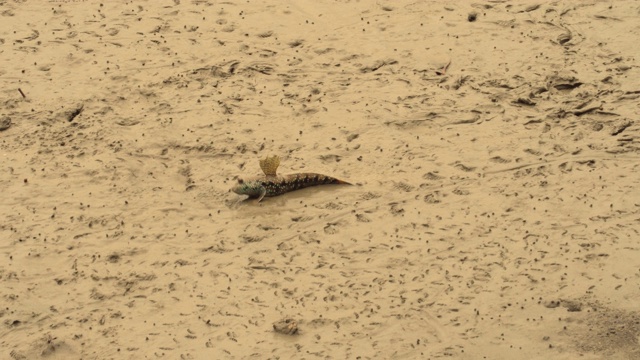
[332,179,352,185]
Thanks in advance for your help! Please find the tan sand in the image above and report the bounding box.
[1,0,640,359]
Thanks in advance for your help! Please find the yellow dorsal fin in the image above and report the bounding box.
[259,155,280,176]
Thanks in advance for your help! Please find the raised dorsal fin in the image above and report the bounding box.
[259,155,280,176]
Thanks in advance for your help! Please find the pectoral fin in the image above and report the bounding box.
[257,187,267,202]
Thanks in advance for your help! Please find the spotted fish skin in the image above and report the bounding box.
[265,173,350,196]
[231,155,351,202]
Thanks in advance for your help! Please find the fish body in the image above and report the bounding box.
[232,155,351,202]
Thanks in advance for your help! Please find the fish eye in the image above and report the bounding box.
[237,178,244,184]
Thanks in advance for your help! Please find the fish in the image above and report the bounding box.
[231,155,351,202]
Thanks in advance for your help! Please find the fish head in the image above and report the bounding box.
[231,178,264,198]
